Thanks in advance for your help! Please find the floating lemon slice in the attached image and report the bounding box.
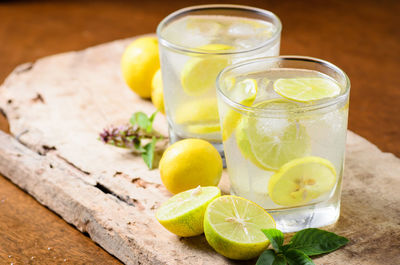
[268,156,337,206]
[204,195,276,260]
[156,186,221,237]
[181,44,233,96]
[242,99,309,171]
[273,77,342,102]
[222,78,258,141]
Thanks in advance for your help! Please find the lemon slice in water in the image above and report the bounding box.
[181,44,233,96]
[222,78,258,141]
[268,156,337,206]
[241,99,310,171]
[204,195,276,260]
[273,77,341,102]
[156,186,221,237]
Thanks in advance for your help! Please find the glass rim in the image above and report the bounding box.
[156,4,282,55]
[216,55,351,116]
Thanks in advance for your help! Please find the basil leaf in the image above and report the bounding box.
[289,228,349,256]
[285,249,315,265]
[261,228,285,252]
[141,137,157,169]
[256,250,276,265]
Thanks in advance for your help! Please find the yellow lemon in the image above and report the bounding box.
[156,186,221,237]
[159,139,223,194]
[121,37,159,98]
[151,69,165,114]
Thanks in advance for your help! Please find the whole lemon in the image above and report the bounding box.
[121,37,159,98]
[159,139,223,194]
[151,68,165,114]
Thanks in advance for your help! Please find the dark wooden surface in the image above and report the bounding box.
[0,0,398,264]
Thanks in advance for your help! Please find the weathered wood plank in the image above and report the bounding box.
[0,37,399,264]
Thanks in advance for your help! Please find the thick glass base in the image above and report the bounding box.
[231,188,341,233]
[168,126,226,166]
[268,200,341,233]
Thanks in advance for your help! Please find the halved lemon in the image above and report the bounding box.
[221,78,258,141]
[156,186,221,237]
[268,156,337,206]
[181,44,233,96]
[204,195,276,260]
[273,77,342,102]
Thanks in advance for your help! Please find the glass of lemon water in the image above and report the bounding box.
[157,5,281,156]
[217,56,350,232]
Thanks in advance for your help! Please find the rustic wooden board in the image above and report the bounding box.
[0,37,399,265]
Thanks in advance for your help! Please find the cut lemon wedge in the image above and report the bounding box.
[273,77,341,102]
[181,44,233,96]
[204,195,275,260]
[268,156,337,206]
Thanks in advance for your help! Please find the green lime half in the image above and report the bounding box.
[156,186,221,237]
[204,195,276,260]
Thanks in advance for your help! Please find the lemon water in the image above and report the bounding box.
[219,69,349,232]
[158,14,280,150]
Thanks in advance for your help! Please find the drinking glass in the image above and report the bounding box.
[217,56,350,232]
[157,5,281,156]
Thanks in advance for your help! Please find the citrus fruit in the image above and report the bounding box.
[239,99,309,171]
[175,98,220,135]
[273,77,341,102]
[204,195,276,260]
[159,139,223,194]
[151,69,165,114]
[268,156,337,206]
[221,78,258,141]
[181,44,233,96]
[121,37,159,98]
[156,186,221,237]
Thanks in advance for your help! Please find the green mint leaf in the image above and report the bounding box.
[256,250,276,265]
[288,228,349,256]
[141,136,157,169]
[285,249,315,265]
[133,138,145,152]
[147,111,158,132]
[261,228,285,252]
[130,112,151,132]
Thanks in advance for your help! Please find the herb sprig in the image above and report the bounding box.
[99,111,163,169]
[256,228,349,265]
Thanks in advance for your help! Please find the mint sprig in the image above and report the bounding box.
[256,228,349,265]
[99,111,163,169]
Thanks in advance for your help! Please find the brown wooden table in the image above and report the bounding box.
[0,0,399,264]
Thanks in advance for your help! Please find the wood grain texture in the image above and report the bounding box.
[0,0,399,264]
[0,37,399,264]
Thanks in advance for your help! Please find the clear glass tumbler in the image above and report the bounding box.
[217,56,350,232]
[157,5,281,156]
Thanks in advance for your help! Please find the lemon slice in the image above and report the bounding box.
[268,157,337,206]
[204,195,275,260]
[156,186,221,237]
[181,44,233,96]
[241,99,309,171]
[222,78,258,141]
[175,98,220,134]
[273,77,342,102]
